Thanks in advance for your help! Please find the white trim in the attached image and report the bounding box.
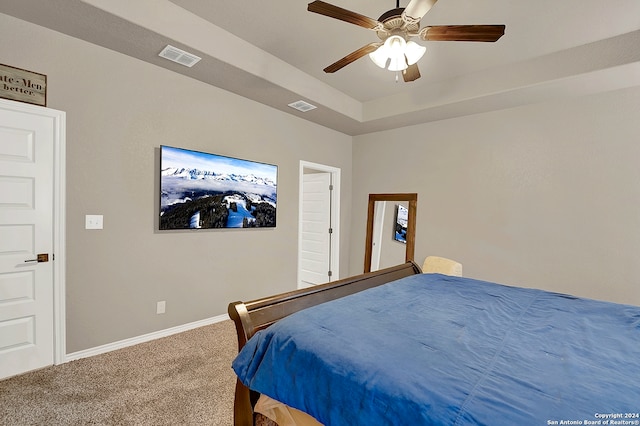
[298,161,341,288]
[53,107,66,366]
[65,314,230,362]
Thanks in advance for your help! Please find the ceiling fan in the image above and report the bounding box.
[307,0,505,82]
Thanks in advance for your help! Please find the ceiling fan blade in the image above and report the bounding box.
[308,1,381,30]
[403,0,438,23]
[402,63,421,82]
[323,43,382,73]
[420,25,506,42]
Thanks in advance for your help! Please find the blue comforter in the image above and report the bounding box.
[232,274,640,425]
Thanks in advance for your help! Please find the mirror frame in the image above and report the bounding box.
[364,193,418,273]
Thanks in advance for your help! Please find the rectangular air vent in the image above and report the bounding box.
[288,100,317,113]
[158,45,201,68]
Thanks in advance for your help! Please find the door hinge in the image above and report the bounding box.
[328,228,333,234]
[329,184,333,191]
[328,270,332,277]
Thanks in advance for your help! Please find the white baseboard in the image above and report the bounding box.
[64,313,230,362]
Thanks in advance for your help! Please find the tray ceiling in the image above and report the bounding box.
[1,0,639,135]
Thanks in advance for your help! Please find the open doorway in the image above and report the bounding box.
[297,161,341,289]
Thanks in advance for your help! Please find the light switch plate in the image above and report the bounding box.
[85,214,103,229]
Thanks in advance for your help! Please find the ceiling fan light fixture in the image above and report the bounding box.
[388,56,408,72]
[385,35,406,58]
[369,35,410,71]
[405,40,426,65]
[369,46,389,68]
[308,0,506,82]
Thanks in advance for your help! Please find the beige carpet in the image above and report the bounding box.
[0,320,238,425]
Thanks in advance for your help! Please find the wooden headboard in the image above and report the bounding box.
[227,261,422,426]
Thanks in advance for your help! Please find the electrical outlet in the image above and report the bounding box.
[156,301,166,314]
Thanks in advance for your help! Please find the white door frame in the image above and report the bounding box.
[298,161,340,287]
[0,99,66,366]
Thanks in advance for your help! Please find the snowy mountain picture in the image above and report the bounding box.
[159,145,277,229]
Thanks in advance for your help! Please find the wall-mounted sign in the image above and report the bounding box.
[0,63,47,107]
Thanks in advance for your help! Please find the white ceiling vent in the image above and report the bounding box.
[158,45,201,68]
[288,100,317,113]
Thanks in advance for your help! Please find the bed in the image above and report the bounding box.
[228,262,640,425]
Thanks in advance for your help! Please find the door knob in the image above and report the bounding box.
[24,253,49,263]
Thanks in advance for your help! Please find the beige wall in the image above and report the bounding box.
[352,87,640,306]
[0,14,352,353]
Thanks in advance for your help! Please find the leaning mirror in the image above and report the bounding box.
[364,193,417,273]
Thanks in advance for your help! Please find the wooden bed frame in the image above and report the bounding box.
[227,261,422,426]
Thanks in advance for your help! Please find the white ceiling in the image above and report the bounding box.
[2,0,640,135]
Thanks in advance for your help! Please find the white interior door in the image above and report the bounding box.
[0,101,58,379]
[299,172,332,287]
